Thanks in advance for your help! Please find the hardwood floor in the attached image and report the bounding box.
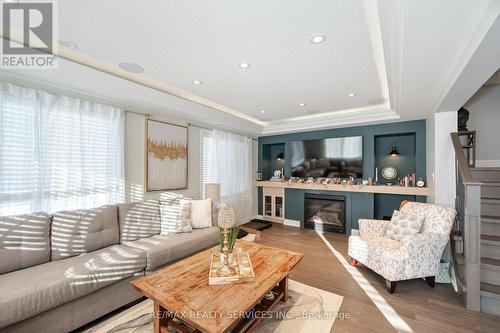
[259,224,500,333]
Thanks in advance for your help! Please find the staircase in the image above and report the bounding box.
[470,167,500,315]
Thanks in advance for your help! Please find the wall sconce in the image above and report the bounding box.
[276,151,284,160]
[389,144,399,156]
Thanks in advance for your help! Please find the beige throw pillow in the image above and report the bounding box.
[385,210,425,241]
[160,199,193,234]
[190,198,213,228]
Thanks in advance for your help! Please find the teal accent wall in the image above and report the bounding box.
[257,120,426,232]
[270,144,285,176]
[258,120,426,180]
[261,143,285,179]
[283,189,373,235]
[375,133,416,184]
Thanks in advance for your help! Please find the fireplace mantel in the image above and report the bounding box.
[256,181,430,197]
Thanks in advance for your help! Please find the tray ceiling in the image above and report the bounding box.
[1,0,499,135]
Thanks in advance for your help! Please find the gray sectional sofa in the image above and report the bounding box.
[0,199,218,333]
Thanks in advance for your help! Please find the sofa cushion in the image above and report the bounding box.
[118,200,161,242]
[51,205,119,260]
[123,226,218,271]
[0,244,146,329]
[0,212,51,274]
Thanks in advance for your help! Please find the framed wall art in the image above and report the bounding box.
[145,118,188,191]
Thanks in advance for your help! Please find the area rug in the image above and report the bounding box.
[84,280,344,333]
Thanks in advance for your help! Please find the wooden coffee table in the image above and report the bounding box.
[131,240,303,333]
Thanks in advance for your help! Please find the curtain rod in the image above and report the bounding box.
[124,110,151,117]
[124,112,258,141]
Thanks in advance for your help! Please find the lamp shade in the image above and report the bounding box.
[205,183,220,203]
[389,144,399,156]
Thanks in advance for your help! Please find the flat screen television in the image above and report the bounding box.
[291,136,363,178]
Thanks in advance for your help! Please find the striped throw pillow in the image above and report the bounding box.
[160,198,193,234]
[190,198,213,229]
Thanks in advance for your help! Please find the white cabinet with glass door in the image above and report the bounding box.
[262,187,285,223]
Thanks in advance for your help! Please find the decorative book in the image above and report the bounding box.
[209,251,255,285]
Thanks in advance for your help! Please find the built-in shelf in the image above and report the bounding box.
[256,181,429,196]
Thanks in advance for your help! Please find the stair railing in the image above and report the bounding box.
[451,132,482,311]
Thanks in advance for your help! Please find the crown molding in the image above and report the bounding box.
[376,0,408,116]
[0,11,403,136]
[261,105,399,135]
[0,29,265,127]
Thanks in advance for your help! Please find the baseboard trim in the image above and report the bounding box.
[252,215,301,228]
[284,219,301,228]
[476,160,500,167]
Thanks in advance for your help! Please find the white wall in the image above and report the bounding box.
[125,112,259,212]
[426,113,436,204]
[426,111,457,207]
[252,140,258,218]
[124,112,202,202]
[465,84,500,167]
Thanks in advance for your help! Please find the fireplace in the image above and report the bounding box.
[304,193,345,233]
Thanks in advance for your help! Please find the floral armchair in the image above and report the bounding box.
[348,201,456,293]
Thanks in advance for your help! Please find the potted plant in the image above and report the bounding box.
[217,224,240,255]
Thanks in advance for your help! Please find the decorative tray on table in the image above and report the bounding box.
[208,251,255,285]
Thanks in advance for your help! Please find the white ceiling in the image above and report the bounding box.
[1,0,499,136]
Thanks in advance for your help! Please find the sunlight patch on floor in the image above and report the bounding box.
[316,230,413,333]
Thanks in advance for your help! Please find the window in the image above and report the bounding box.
[0,82,124,216]
[201,128,253,222]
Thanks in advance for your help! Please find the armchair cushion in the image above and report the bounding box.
[358,219,390,237]
[385,210,424,241]
[348,235,406,281]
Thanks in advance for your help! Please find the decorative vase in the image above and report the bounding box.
[217,205,236,276]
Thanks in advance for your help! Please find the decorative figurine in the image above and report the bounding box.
[458,107,469,132]
[416,178,425,188]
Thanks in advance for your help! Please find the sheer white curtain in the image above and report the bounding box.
[0,82,125,216]
[201,128,253,223]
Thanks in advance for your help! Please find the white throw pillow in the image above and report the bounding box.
[190,198,213,229]
[160,198,193,234]
[385,210,425,241]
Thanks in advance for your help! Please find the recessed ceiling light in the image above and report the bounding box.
[192,80,202,85]
[347,93,356,97]
[118,62,144,74]
[58,40,78,49]
[260,110,266,114]
[310,35,326,44]
[239,62,251,69]
[298,103,306,107]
